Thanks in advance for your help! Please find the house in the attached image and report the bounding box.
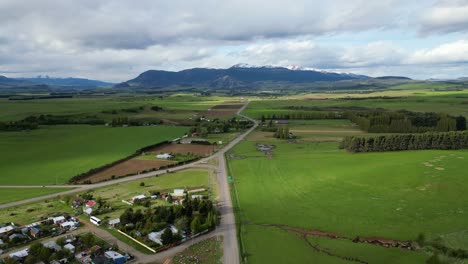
[30,227,43,238]
[43,240,62,251]
[104,251,126,264]
[156,153,173,159]
[85,200,97,208]
[72,198,84,208]
[130,195,146,203]
[61,221,78,230]
[64,243,75,253]
[75,252,91,264]
[51,216,66,225]
[108,218,120,227]
[9,249,29,259]
[0,225,15,235]
[148,225,179,245]
[172,189,185,196]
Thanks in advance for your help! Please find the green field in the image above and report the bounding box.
[0,125,187,185]
[0,94,231,122]
[245,88,468,118]
[173,236,223,264]
[228,120,468,263]
[0,187,73,205]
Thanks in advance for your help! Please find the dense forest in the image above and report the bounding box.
[344,111,466,133]
[341,131,468,152]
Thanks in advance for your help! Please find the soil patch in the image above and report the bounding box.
[148,143,217,156]
[78,159,174,183]
[204,110,237,117]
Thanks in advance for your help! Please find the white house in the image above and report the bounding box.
[130,195,146,203]
[43,241,62,251]
[172,189,185,196]
[156,153,173,159]
[61,221,78,230]
[108,218,120,227]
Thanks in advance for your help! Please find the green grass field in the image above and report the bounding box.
[228,120,468,263]
[0,187,73,205]
[0,125,188,185]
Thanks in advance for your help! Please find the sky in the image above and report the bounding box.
[1,0,468,82]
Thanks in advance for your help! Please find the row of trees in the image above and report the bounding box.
[0,120,38,131]
[274,127,290,139]
[260,111,342,121]
[191,117,253,137]
[344,111,466,133]
[341,131,468,152]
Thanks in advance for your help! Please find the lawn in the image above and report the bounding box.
[0,187,73,205]
[0,125,188,185]
[228,122,468,263]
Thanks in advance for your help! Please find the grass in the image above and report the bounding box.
[105,227,155,254]
[0,187,73,205]
[228,120,468,263]
[172,236,223,264]
[0,125,188,185]
[0,199,73,225]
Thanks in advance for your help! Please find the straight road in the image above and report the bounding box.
[0,101,258,264]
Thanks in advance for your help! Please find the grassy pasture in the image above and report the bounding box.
[228,120,468,263]
[0,94,232,122]
[0,125,187,185]
[245,88,468,118]
[0,187,73,205]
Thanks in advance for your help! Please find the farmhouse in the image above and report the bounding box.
[9,249,29,259]
[156,153,173,159]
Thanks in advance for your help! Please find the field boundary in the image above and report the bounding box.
[225,153,248,264]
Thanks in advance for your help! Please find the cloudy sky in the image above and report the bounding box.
[1,0,468,82]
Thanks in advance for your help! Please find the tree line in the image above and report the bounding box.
[344,111,466,133]
[341,131,468,153]
[260,111,343,121]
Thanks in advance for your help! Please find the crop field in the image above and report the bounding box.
[76,159,175,184]
[0,125,187,185]
[0,187,73,205]
[227,120,468,263]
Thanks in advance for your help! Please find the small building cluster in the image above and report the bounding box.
[0,215,80,252]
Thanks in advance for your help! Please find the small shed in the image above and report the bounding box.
[173,189,185,196]
[108,218,121,227]
[51,216,66,225]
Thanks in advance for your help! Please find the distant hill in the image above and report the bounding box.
[116,64,370,89]
[0,75,32,86]
[375,76,412,80]
[17,77,114,87]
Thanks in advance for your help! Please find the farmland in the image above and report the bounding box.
[227,118,468,263]
[0,125,187,185]
[0,187,73,205]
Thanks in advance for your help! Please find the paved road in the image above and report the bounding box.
[0,101,258,264]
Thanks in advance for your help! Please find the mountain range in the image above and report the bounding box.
[0,75,113,89]
[115,64,370,89]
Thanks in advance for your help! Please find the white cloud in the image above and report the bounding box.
[407,40,468,64]
[420,0,468,34]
